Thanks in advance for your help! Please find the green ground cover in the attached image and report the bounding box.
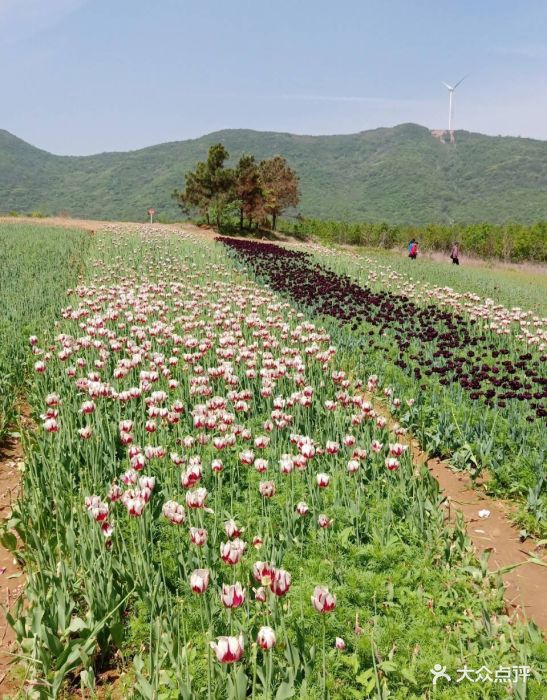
[0,223,90,440]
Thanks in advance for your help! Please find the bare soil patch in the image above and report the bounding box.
[425,453,547,628]
[0,434,25,696]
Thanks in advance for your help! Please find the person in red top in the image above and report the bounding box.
[408,240,418,260]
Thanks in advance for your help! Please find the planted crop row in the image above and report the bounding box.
[217,238,546,533]
[0,223,90,441]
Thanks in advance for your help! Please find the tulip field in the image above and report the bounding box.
[1,223,546,698]
[220,239,547,535]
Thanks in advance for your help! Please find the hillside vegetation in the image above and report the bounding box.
[2,123,547,224]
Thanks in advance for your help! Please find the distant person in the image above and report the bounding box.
[408,240,418,260]
[450,242,460,265]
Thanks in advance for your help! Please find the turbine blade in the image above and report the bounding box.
[441,81,453,90]
[453,74,469,89]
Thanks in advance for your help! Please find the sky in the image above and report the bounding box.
[1,0,546,155]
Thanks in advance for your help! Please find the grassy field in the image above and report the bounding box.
[0,223,90,440]
[2,224,544,698]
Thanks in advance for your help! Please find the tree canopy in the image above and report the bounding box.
[172,145,300,230]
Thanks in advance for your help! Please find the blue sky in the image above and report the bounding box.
[2,0,546,154]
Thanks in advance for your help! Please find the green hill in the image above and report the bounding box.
[1,123,547,224]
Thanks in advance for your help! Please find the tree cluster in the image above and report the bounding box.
[172,144,300,230]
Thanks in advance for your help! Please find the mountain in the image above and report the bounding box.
[1,123,547,224]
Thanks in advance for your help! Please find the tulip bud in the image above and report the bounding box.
[257,626,276,650]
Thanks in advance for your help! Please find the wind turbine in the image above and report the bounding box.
[442,75,468,132]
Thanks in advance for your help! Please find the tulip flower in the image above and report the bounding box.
[254,458,268,473]
[296,501,309,516]
[299,440,316,459]
[185,487,208,509]
[45,393,61,407]
[190,568,210,594]
[44,418,59,433]
[190,527,208,546]
[85,495,109,521]
[259,481,276,498]
[239,449,255,465]
[389,443,406,457]
[347,459,359,473]
[220,582,246,608]
[316,473,330,488]
[253,586,267,602]
[100,522,114,538]
[385,457,400,471]
[335,637,346,650]
[271,568,291,597]
[224,519,244,538]
[317,514,332,528]
[211,458,224,472]
[210,635,244,663]
[279,455,294,474]
[311,585,336,613]
[257,626,276,650]
[252,561,275,585]
[126,496,145,517]
[162,500,185,524]
[220,538,246,564]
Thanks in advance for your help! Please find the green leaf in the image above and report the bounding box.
[0,530,17,552]
[275,681,295,700]
[379,660,397,673]
[400,668,417,685]
[235,665,248,700]
[68,616,87,633]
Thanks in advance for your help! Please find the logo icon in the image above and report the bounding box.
[430,664,451,685]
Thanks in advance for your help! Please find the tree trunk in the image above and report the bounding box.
[272,212,277,231]
[239,208,244,231]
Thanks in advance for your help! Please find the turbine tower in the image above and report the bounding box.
[442,75,467,132]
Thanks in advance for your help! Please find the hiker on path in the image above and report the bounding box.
[450,242,460,265]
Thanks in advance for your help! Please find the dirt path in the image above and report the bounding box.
[425,453,546,627]
[0,434,25,696]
